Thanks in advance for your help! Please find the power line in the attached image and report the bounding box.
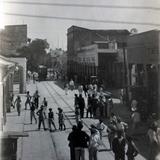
[3,1,160,11]
[4,12,160,27]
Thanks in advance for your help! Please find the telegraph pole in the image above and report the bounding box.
[123,43,130,105]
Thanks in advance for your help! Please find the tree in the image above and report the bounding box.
[17,38,49,71]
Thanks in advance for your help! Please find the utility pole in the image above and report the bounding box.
[123,43,130,105]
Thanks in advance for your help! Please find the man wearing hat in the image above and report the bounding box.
[48,108,57,132]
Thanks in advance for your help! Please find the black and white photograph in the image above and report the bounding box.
[0,0,160,160]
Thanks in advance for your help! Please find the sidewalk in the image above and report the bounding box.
[4,83,57,160]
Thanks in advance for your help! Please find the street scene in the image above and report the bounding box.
[1,1,160,160]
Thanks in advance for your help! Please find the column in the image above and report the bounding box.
[0,81,4,131]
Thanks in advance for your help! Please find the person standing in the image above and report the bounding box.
[42,97,48,119]
[78,94,85,118]
[147,122,160,160]
[48,108,57,132]
[69,79,75,91]
[68,125,77,160]
[30,101,37,124]
[112,131,126,160]
[75,121,90,160]
[86,95,93,118]
[107,98,114,118]
[64,83,69,95]
[25,91,31,110]
[116,118,128,137]
[126,136,138,160]
[10,92,14,109]
[36,105,47,130]
[107,120,117,150]
[14,95,21,116]
[83,84,88,97]
[96,119,105,139]
[131,110,140,132]
[91,94,98,117]
[131,99,138,112]
[88,125,102,160]
[74,94,79,107]
[57,108,66,130]
[33,90,40,109]
[78,85,84,95]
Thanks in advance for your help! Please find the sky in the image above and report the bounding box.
[1,0,160,50]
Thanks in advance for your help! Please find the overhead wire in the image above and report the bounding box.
[3,1,160,11]
[4,12,160,27]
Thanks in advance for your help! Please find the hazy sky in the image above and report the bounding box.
[1,0,160,50]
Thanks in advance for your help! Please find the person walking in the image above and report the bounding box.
[78,94,85,118]
[68,125,77,160]
[25,91,31,110]
[33,90,40,109]
[112,130,126,160]
[30,101,37,124]
[48,108,57,132]
[75,121,90,160]
[57,108,66,131]
[36,105,47,130]
[88,125,102,160]
[126,136,138,160]
[14,95,21,116]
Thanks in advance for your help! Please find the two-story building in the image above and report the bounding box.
[67,26,130,88]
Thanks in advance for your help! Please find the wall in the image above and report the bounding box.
[0,25,27,56]
[127,30,159,64]
[9,57,27,93]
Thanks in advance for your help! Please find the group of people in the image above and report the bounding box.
[68,121,102,160]
[12,90,66,132]
[68,119,138,160]
[73,84,114,125]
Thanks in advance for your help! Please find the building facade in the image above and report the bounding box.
[67,26,130,87]
[127,30,160,117]
[0,24,27,56]
[0,56,16,130]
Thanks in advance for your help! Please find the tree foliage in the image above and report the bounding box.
[17,38,50,71]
